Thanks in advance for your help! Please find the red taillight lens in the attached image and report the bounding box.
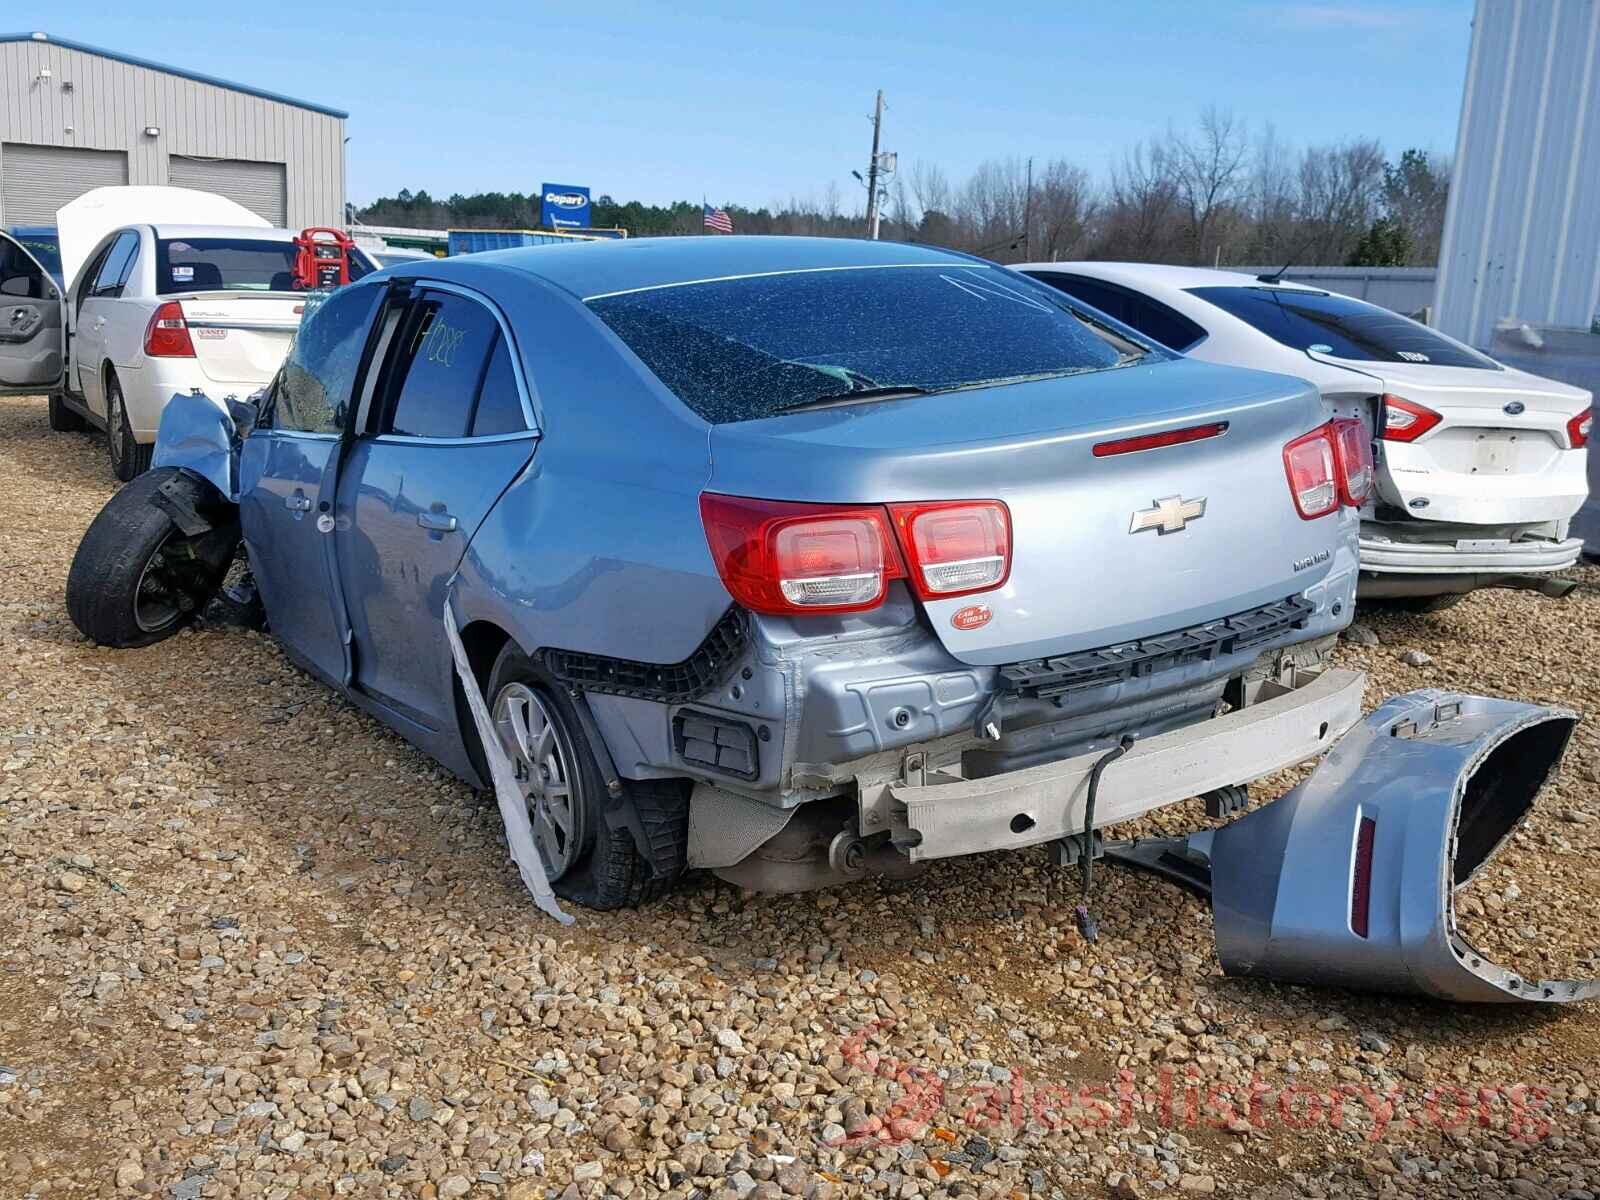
[888,500,1011,599]
[699,494,901,615]
[1091,421,1229,458]
[144,301,195,357]
[1283,425,1339,519]
[1330,417,1374,507]
[1567,407,1592,449]
[1378,394,1441,442]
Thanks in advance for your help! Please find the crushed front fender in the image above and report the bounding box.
[149,390,256,503]
[1106,689,1593,1003]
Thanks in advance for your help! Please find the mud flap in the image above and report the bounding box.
[1105,690,1594,1003]
[443,597,573,925]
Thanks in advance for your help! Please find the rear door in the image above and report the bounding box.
[238,282,387,685]
[0,233,65,396]
[335,285,537,739]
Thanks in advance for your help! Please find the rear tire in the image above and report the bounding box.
[66,468,239,648]
[485,643,687,909]
[48,392,86,432]
[105,373,153,482]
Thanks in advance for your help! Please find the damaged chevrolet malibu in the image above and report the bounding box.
[68,236,1380,913]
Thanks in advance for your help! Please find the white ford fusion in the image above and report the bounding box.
[1020,263,1593,605]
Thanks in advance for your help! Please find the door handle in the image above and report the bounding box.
[284,492,313,512]
[417,510,458,532]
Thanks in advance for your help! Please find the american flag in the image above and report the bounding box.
[703,203,734,234]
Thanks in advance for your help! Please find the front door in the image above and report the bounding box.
[73,230,141,416]
[336,286,537,740]
[0,233,64,396]
[238,282,387,685]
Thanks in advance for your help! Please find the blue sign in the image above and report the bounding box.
[540,183,591,230]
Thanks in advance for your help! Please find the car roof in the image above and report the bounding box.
[384,235,985,301]
[1015,260,1326,296]
[147,224,301,240]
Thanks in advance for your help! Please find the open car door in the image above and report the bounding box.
[0,232,65,396]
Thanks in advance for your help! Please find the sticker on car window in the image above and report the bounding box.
[171,265,195,282]
[1396,350,1430,362]
[1308,343,1332,353]
[169,243,191,253]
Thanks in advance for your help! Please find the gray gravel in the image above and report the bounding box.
[3,395,1599,1199]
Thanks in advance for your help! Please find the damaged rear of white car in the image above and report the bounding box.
[1021,264,1594,603]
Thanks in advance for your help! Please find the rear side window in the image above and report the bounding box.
[1187,286,1497,369]
[1030,273,1207,352]
[382,291,500,438]
[90,232,140,298]
[588,264,1150,424]
[273,285,381,434]
[470,337,527,436]
[156,237,375,295]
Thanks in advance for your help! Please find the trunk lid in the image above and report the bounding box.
[708,357,1345,666]
[177,292,306,388]
[1319,354,1593,525]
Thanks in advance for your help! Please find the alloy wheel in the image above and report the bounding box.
[491,682,585,879]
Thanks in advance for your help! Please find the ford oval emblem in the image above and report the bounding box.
[951,604,992,631]
[1503,400,1525,415]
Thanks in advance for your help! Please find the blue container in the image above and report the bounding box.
[447,229,582,255]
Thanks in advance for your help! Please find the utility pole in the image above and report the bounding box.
[1023,156,1033,261]
[865,89,884,240]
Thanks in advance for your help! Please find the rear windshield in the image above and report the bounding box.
[588,265,1153,423]
[156,237,374,295]
[1187,285,1497,369]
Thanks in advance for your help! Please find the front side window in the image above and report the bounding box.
[272,285,381,434]
[382,292,502,438]
[588,264,1157,424]
[156,237,375,295]
[1187,286,1497,369]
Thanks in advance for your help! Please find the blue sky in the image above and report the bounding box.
[42,2,1474,209]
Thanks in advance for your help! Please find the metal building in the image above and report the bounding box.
[0,31,346,230]
[1434,0,1600,347]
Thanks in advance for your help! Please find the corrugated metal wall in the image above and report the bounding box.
[1435,0,1600,347]
[0,35,345,228]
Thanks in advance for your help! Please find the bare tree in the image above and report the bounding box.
[1097,138,1183,261]
[1031,160,1094,261]
[1296,138,1386,264]
[1169,106,1250,264]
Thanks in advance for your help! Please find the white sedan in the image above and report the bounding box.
[1018,262,1593,604]
[0,187,376,481]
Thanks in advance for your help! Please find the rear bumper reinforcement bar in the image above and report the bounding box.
[885,667,1364,863]
[1105,689,1593,1003]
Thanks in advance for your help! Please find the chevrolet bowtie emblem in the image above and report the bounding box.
[1130,495,1207,535]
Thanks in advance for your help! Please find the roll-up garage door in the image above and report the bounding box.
[168,158,287,226]
[1,144,129,225]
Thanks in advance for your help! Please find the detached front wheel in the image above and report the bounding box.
[67,468,240,647]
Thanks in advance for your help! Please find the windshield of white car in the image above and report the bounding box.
[156,237,375,295]
[588,264,1165,423]
[1187,285,1498,369]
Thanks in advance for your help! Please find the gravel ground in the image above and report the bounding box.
[2,393,1598,1200]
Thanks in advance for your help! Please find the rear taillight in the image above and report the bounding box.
[1330,417,1374,507]
[888,501,1011,599]
[1378,394,1441,442]
[699,494,902,615]
[699,494,1013,615]
[1283,426,1339,519]
[1567,407,1592,449]
[144,301,195,357]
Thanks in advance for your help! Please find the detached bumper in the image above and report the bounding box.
[884,667,1364,863]
[1107,690,1592,1003]
[1359,533,1584,575]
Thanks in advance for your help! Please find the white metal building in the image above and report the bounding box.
[0,31,346,229]
[1434,0,1600,347]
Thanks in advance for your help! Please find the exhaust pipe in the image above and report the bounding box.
[1106,690,1593,1003]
